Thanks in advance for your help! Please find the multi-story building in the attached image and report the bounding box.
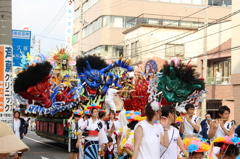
[73,0,231,60]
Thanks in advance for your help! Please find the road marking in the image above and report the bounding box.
[41,156,49,159]
[33,152,52,154]
[24,137,66,151]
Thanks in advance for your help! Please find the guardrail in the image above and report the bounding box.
[206,77,231,85]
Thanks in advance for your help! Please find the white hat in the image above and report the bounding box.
[0,122,29,153]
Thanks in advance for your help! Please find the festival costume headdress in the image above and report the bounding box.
[209,134,240,158]
[125,111,144,122]
[183,137,210,153]
[73,109,83,116]
[86,104,101,110]
[175,116,183,123]
[99,109,106,113]
[84,109,91,115]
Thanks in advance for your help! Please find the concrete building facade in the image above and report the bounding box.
[73,0,232,60]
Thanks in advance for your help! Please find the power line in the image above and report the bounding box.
[139,22,240,57]
[82,3,213,50]
[82,0,134,13]
[40,7,67,40]
[111,0,224,45]
[123,8,239,56]
[93,21,240,60]
[37,1,67,37]
[186,45,240,60]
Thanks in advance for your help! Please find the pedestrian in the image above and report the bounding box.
[102,136,114,159]
[105,110,116,136]
[99,109,107,133]
[160,105,188,159]
[132,101,169,159]
[215,69,222,84]
[68,109,82,159]
[24,118,31,135]
[78,109,91,159]
[13,111,25,139]
[123,119,140,159]
[200,114,211,140]
[208,106,234,140]
[231,120,236,129]
[77,104,108,159]
[0,121,29,159]
[180,104,201,138]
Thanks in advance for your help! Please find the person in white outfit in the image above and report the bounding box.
[208,105,234,140]
[180,104,201,138]
[160,105,188,159]
[105,86,132,115]
[132,101,169,159]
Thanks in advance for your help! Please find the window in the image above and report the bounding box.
[74,8,80,19]
[135,41,139,55]
[112,46,123,57]
[73,32,80,44]
[148,19,159,25]
[165,44,184,58]
[192,0,203,5]
[131,43,136,57]
[125,45,130,58]
[113,16,124,28]
[163,20,179,26]
[171,0,181,3]
[125,17,136,28]
[182,0,192,3]
[209,0,232,7]
[213,60,231,84]
[103,16,113,27]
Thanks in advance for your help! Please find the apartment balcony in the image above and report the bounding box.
[206,77,231,85]
[206,77,233,100]
[125,13,208,30]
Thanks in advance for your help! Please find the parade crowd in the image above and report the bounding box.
[67,102,240,159]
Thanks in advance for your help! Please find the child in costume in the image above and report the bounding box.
[122,112,143,159]
[68,109,82,159]
[209,135,240,159]
[78,109,91,159]
[160,105,188,159]
[183,137,210,159]
[102,136,114,159]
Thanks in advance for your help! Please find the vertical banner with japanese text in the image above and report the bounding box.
[0,45,13,127]
[65,1,74,52]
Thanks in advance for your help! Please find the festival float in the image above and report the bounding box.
[13,51,134,144]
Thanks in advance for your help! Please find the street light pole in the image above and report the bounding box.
[201,0,208,119]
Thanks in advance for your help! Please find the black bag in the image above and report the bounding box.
[82,120,89,136]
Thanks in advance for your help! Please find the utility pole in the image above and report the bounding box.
[38,40,41,53]
[79,0,84,56]
[0,0,13,127]
[201,0,208,119]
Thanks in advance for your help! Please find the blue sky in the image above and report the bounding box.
[12,0,67,54]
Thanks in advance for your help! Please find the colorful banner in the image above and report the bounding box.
[0,45,13,127]
[65,1,74,52]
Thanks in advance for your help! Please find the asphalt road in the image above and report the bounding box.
[21,130,69,159]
